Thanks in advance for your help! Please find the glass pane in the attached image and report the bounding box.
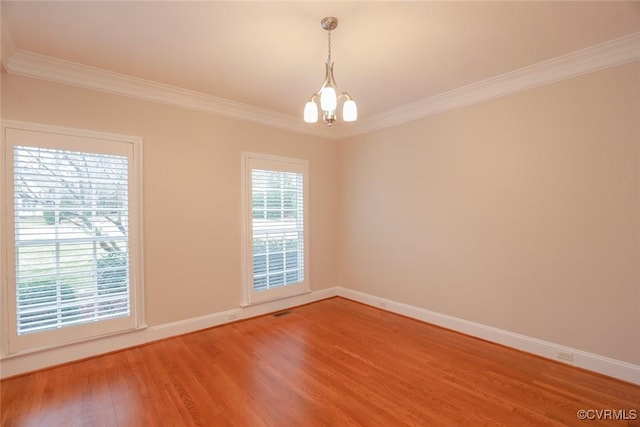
[254,276,267,291]
[268,252,284,272]
[14,145,131,335]
[253,239,266,255]
[253,254,267,276]
[285,251,298,270]
[285,271,300,284]
[269,273,285,288]
[251,168,304,292]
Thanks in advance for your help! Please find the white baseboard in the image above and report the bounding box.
[145,285,337,343]
[2,285,638,386]
[0,286,338,379]
[336,287,640,385]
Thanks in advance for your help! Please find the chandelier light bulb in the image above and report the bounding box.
[320,87,337,111]
[304,101,318,123]
[343,99,357,122]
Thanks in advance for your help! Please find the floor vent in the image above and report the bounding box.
[273,310,292,317]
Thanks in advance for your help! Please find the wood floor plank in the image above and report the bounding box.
[2,297,639,426]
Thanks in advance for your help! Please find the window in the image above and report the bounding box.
[241,153,309,304]
[2,121,144,354]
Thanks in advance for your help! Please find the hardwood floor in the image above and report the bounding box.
[1,297,639,426]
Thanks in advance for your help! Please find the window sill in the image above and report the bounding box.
[2,323,149,360]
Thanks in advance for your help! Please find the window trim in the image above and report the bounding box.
[240,152,310,306]
[1,120,145,356]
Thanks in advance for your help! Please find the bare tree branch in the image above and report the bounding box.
[30,153,81,200]
[18,176,44,204]
[104,215,126,235]
[19,148,126,254]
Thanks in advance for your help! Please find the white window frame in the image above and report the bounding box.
[241,152,310,305]
[1,120,145,355]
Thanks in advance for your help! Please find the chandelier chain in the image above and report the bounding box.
[327,30,332,63]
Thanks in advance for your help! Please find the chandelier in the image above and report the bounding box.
[304,17,357,126]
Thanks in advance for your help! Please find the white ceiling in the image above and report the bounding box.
[2,1,639,134]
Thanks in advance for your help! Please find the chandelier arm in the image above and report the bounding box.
[322,61,333,90]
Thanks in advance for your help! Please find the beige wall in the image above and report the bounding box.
[1,72,340,327]
[337,62,640,364]
[2,61,639,366]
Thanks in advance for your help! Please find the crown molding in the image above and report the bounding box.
[336,31,640,138]
[4,50,332,139]
[4,32,639,140]
[0,9,16,71]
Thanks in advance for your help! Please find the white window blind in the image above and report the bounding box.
[251,169,304,291]
[242,153,309,305]
[13,146,131,335]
